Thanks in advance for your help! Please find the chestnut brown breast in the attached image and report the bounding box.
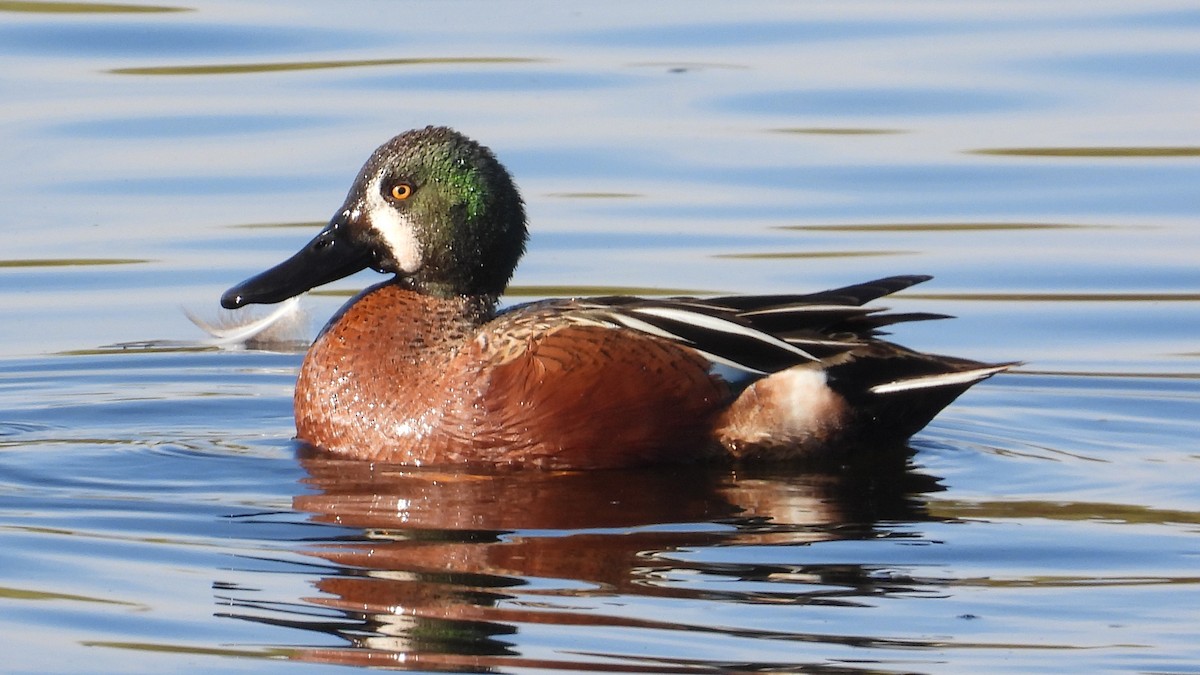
[294,284,731,468]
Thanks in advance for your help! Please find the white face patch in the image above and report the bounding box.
[363,181,423,274]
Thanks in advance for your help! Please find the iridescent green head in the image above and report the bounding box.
[222,126,528,308]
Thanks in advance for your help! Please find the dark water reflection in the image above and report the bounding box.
[229,456,942,671]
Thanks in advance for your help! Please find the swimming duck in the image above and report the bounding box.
[222,126,1011,469]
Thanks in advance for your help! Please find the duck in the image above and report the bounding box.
[221,125,1013,469]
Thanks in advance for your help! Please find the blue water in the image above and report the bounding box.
[1,2,1199,673]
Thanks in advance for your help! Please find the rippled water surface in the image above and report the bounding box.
[2,2,1199,673]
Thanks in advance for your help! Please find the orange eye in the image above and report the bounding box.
[389,183,414,201]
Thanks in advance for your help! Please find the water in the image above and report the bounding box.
[2,1,1199,672]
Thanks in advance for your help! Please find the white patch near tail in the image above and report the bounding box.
[766,368,845,435]
[869,364,1011,395]
[716,365,852,458]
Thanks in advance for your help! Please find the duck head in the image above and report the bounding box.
[222,126,528,309]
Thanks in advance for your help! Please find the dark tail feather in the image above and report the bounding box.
[828,351,1017,442]
[707,275,932,312]
[792,275,932,307]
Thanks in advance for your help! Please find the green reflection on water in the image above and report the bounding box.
[0,258,151,267]
[60,343,219,356]
[970,146,1200,158]
[110,56,544,76]
[0,585,139,606]
[81,642,293,659]
[931,498,1200,526]
[0,1,187,12]
[953,575,1200,589]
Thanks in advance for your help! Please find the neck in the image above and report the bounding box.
[394,277,498,322]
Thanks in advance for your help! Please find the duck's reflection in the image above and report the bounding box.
[233,448,942,670]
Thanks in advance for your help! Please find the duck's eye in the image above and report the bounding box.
[388,182,414,201]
